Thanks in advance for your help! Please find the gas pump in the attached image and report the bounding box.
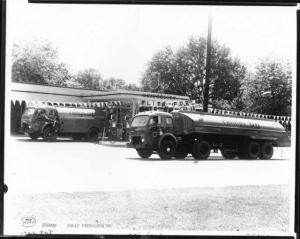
[123,115,131,141]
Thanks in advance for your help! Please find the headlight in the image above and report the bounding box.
[141,137,145,143]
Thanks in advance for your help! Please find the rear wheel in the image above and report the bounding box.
[239,141,260,159]
[192,140,211,160]
[136,149,152,159]
[87,128,99,141]
[43,126,56,141]
[158,140,176,160]
[260,142,273,159]
[247,141,260,159]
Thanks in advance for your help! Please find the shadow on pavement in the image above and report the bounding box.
[125,156,287,162]
[15,138,95,143]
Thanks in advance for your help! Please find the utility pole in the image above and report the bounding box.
[203,8,212,112]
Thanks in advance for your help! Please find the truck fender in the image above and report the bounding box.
[158,133,177,148]
[42,123,54,132]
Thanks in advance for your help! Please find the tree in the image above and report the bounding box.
[101,77,141,91]
[74,68,103,90]
[141,46,178,93]
[12,41,71,86]
[124,83,141,91]
[101,77,126,90]
[242,59,292,116]
[141,37,247,109]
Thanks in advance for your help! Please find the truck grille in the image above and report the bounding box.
[21,122,29,131]
[132,136,141,145]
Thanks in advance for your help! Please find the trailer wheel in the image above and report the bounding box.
[29,133,39,140]
[260,142,273,159]
[87,128,99,141]
[136,149,152,159]
[192,141,211,159]
[174,144,188,159]
[221,150,236,159]
[43,126,56,141]
[246,141,260,159]
[158,139,176,160]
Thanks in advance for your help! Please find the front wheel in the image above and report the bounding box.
[136,149,152,159]
[43,126,56,141]
[158,140,176,160]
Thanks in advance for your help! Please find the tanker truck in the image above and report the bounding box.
[127,110,290,160]
[21,106,108,141]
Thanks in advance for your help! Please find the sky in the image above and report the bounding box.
[7,0,297,84]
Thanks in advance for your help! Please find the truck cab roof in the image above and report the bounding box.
[134,111,172,117]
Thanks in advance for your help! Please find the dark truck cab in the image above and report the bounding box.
[128,111,179,159]
[128,110,290,160]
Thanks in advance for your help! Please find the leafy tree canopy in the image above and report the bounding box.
[12,41,71,86]
[242,59,292,116]
[74,68,103,90]
[140,36,247,110]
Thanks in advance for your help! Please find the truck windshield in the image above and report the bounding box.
[23,108,36,116]
[131,115,149,127]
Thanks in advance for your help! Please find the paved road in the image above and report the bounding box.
[5,136,294,195]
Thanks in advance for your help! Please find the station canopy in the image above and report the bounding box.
[10,82,190,108]
[10,82,291,122]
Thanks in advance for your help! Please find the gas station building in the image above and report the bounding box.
[10,82,291,140]
[10,82,190,137]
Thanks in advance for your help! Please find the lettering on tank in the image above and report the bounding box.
[222,120,260,129]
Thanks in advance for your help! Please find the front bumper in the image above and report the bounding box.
[21,123,38,135]
[127,142,150,149]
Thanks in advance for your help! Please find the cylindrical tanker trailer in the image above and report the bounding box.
[127,110,290,160]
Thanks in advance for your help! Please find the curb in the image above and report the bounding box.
[98,141,129,147]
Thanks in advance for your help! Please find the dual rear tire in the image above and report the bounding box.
[260,142,274,159]
[192,140,211,160]
[238,141,273,159]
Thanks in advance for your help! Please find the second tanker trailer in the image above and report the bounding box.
[127,110,290,160]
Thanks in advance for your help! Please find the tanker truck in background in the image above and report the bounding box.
[127,110,290,160]
[21,106,109,141]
